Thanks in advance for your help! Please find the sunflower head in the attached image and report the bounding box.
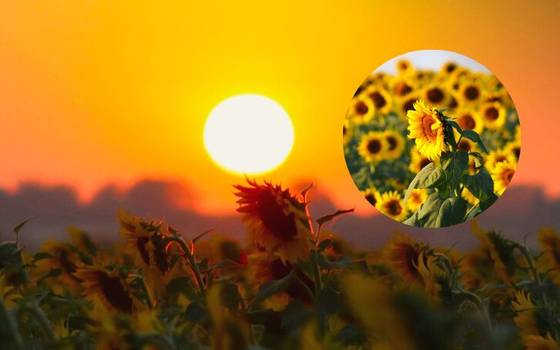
[347,95,374,123]
[361,188,380,207]
[385,234,425,283]
[460,82,482,104]
[407,100,447,160]
[358,131,388,164]
[396,59,414,75]
[75,267,134,313]
[480,101,507,129]
[376,191,407,222]
[512,291,539,341]
[234,179,310,262]
[406,188,427,213]
[383,130,405,159]
[364,86,392,115]
[454,109,483,133]
[409,148,432,173]
[423,84,448,107]
[485,148,517,170]
[490,160,516,196]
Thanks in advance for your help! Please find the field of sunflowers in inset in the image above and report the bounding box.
[344,50,521,227]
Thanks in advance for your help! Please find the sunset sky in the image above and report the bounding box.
[1,0,559,215]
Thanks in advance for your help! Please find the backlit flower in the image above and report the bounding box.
[376,191,407,222]
[358,131,387,164]
[75,267,133,313]
[407,100,446,160]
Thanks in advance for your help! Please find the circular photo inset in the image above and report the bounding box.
[343,50,521,228]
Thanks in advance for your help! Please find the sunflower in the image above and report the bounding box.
[525,335,560,350]
[409,147,432,173]
[35,240,81,291]
[485,148,517,170]
[406,188,427,213]
[538,228,560,285]
[396,59,413,75]
[423,84,448,107]
[399,94,421,119]
[75,267,134,313]
[391,78,414,98]
[480,101,507,129]
[456,134,477,153]
[440,61,459,76]
[234,179,310,263]
[383,130,405,159]
[347,94,374,124]
[504,139,521,161]
[459,81,482,104]
[454,109,483,134]
[385,234,425,283]
[407,100,447,160]
[364,86,392,115]
[512,291,539,342]
[358,131,387,164]
[491,161,516,196]
[376,191,407,222]
[361,187,380,207]
[461,187,479,206]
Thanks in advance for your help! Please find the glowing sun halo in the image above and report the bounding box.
[203,94,295,174]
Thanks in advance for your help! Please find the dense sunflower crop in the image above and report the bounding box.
[1,180,559,349]
[344,60,521,226]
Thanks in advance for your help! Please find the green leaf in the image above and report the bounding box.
[249,270,296,308]
[442,151,469,184]
[417,193,446,228]
[437,197,468,227]
[461,130,488,153]
[443,124,457,150]
[462,168,494,201]
[405,163,441,201]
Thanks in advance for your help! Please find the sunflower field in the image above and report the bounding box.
[343,60,521,227]
[1,179,560,349]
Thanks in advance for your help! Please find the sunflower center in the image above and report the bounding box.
[464,85,480,101]
[355,101,369,115]
[370,91,387,109]
[421,114,439,141]
[367,139,382,154]
[385,200,403,216]
[502,168,515,186]
[387,136,397,150]
[98,272,133,313]
[458,114,475,130]
[484,106,499,121]
[446,63,457,73]
[427,88,444,104]
[448,97,458,109]
[258,191,299,241]
[394,81,412,97]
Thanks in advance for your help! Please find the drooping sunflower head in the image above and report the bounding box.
[358,131,387,164]
[383,130,405,159]
[376,191,407,222]
[385,234,425,283]
[406,188,427,213]
[361,187,380,207]
[409,147,432,173]
[491,161,516,196]
[234,179,310,262]
[364,86,393,115]
[75,267,134,314]
[480,101,507,129]
[347,94,374,124]
[407,100,447,160]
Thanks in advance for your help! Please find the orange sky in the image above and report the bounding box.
[1,0,559,215]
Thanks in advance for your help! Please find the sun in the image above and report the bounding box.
[203,94,295,174]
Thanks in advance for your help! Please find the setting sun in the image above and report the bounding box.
[203,94,295,174]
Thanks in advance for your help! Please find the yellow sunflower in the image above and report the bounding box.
[406,188,427,213]
[234,179,311,263]
[383,130,405,159]
[459,81,482,105]
[423,84,449,107]
[485,148,517,170]
[376,191,407,222]
[456,133,478,153]
[440,61,459,76]
[504,139,521,161]
[361,187,380,207]
[409,147,432,173]
[512,291,539,342]
[398,94,421,119]
[491,161,516,196]
[384,234,425,283]
[539,228,560,285]
[358,131,388,163]
[364,86,393,115]
[396,59,414,75]
[407,100,447,160]
[454,109,483,134]
[480,101,507,129]
[391,77,414,98]
[347,94,374,124]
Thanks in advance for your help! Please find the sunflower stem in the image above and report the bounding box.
[165,236,206,296]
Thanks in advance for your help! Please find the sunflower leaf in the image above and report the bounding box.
[437,197,468,227]
[249,270,296,309]
[462,168,494,201]
[317,208,354,226]
[461,130,488,153]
